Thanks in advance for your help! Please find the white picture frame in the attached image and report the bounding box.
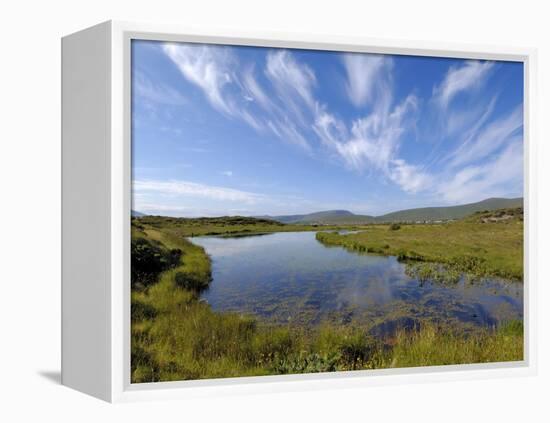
[61,20,538,403]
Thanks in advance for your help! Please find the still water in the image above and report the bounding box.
[192,232,522,332]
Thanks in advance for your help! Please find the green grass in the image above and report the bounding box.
[131,214,524,383]
[316,208,523,281]
[133,215,363,238]
[390,321,523,367]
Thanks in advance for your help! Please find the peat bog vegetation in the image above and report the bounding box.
[130,207,524,383]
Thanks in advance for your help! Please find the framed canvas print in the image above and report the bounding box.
[61,21,537,402]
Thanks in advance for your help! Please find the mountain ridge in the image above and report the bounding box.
[258,197,523,224]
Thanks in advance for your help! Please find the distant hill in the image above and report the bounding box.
[279,210,372,224]
[131,210,146,217]
[261,197,523,224]
[376,197,523,222]
[258,210,375,224]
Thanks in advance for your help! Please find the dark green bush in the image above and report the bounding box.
[174,271,210,291]
[389,223,401,230]
[131,238,182,289]
[131,298,157,321]
[167,248,182,267]
[339,334,376,370]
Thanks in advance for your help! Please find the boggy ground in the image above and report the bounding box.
[130,210,523,383]
[316,208,523,283]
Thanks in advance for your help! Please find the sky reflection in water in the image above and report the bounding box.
[192,232,523,330]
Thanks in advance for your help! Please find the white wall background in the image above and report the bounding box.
[1,0,548,421]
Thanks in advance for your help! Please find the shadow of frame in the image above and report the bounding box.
[38,370,61,384]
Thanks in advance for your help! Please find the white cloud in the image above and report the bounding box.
[437,139,523,204]
[313,94,423,192]
[244,52,316,149]
[448,105,523,168]
[313,106,348,148]
[433,60,494,109]
[133,179,371,217]
[266,50,317,109]
[162,44,319,150]
[133,71,187,105]
[221,170,233,177]
[239,109,265,132]
[269,117,311,150]
[158,44,521,205]
[444,96,497,138]
[242,67,274,111]
[389,160,432,193]
[163,43,235,115]
[420,66,498,170]
[133,180,264,204]
[342,53,389,107]
[135,203,191,213]
[265,50,317,128]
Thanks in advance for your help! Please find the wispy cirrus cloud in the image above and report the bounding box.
[162,43,235,115]
[155,43,522,207]
[314,94,426,192]
[242,66,273,112]
[444,96,497,137]
[437,139,523,204]
[342,53,390,108]
[133,71,187,106]
[163,44,314,149]
[418,64,497,169]
[265,50,317,112]
[312,51,421,190]
[389,159,433,194]
[133,178,365,217]
[415,59,523,204]
[447,105,523,169]
[433,60,494,109]
[134,179,265,204]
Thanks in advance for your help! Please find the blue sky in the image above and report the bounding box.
[132,40,523,217]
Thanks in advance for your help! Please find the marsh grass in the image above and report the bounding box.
[316,208,523,281]
[132,215,358,238]
[131,215,524,383]
[390,321,523,368]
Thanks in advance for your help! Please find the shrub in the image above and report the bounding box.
[174,271,210,291]
[389,223,401,230]
[339,333,376,370]
[167,248,182,267]
[131,238,182,289]
[131,298,157,322]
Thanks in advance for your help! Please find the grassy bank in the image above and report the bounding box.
[131,216,523,383]
[316,208,523,282]
[133,215,361,238]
